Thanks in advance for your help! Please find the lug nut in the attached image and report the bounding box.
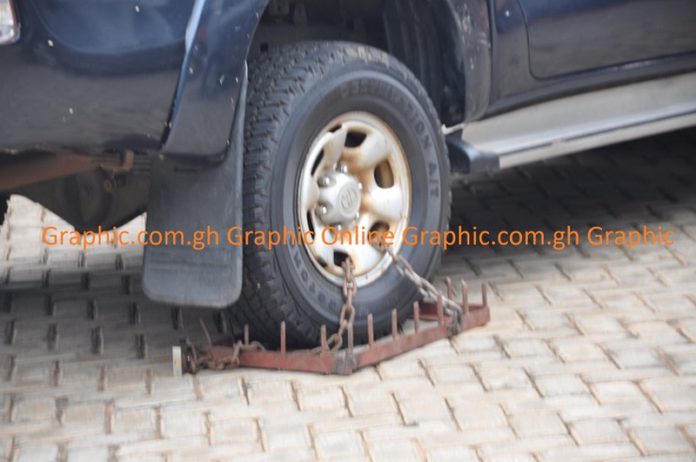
[339,164,349,174]
[320,177,332,187]
[318,205,328,216]
[358,183,363,191]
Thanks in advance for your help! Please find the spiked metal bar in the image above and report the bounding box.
[180,279,491,376]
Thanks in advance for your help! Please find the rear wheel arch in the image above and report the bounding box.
[249,0,491,125]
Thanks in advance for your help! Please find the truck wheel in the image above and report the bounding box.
[233,42,450,347]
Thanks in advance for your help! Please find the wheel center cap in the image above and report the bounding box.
[318,172,363,225]
[338,184,361,216]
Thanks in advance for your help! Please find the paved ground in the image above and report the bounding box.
[1,130,696,462]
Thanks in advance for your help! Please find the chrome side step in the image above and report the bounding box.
[449,72,696,172]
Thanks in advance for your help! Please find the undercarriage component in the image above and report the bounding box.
[12,151,149,232]
[0,150,134,193]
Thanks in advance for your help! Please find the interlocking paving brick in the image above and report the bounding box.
[630,427,694,455]
[62,401,106,432]
[627,321,688,345]
[296,384,346,412]
[533,375,588,397]
[569,419,629,445]
[12,397,56,423]
[425,363,478,385]
[591,382,650,405]
[478,434,575,457]
[116,435,209,458]
[551,340,608,362]
[313,430,365,459]
[245,379,296,406]
[377,357,427,379]
[112,407,157,435]
[424,444,480,462]
[196,373,245,401]
[14,443,59,462]
[522,311,574,331]
[210,418,258,446]
[573,314,628,337]
[540,443,641,461]
[504,339,553,358]
[397,394,453,425]
[451,401,507,431]
[263,423,311,452]
[345,388,398,417]
[367,439,422,462]
[117,454,164,462]
[422,427,516,448]
[640,378,696,413]
[67,446,110,462]
[160,407,206,438]
[605,343,665,369]
[451,334,500,353]
[508,411,568,438]
[484,454,536,462]
[2,131,696,460]
[477,365,533,391]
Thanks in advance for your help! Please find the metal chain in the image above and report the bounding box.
[219,263,355,361]
[323,259,357,352]
[321,245,464,354]
[376,244,464,317]
[206,339,266,370]
[194,320,266,372]
[191,260,357,372]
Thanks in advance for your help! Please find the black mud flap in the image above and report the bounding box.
[142,75,247,308]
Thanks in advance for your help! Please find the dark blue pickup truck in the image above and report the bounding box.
[1,0,696,346]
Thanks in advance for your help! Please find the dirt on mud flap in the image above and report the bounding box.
[177,250,491,376]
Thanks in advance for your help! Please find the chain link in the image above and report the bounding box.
[193,322,266,372]
[376,244,464,317]
[207,339,266,370]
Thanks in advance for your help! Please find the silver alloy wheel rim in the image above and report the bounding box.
[297,112,412,287]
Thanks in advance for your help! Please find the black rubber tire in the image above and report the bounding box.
[232,42,450,347]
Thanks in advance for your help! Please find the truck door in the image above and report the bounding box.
[516,0,696,79]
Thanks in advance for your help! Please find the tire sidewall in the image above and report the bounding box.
[269,61,448,333]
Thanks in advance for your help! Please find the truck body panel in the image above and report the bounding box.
[0,0,193,152]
